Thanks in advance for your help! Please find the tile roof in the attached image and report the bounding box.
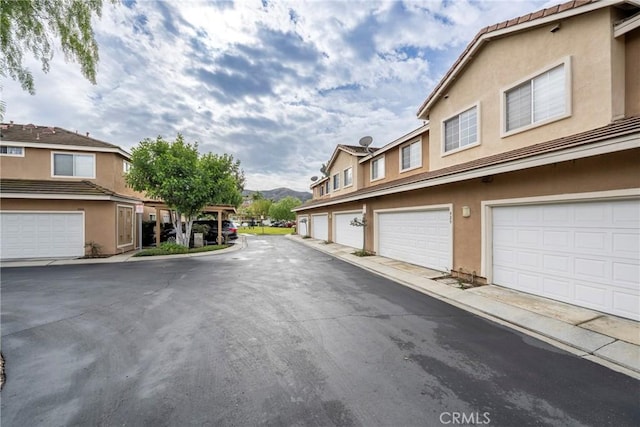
[417,0,597,117]
[1,123,122,149]
[0,178,139,200]
[298,115,640,210]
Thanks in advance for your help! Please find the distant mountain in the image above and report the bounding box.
[243,187,312,202]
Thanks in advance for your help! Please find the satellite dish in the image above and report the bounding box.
[310,176,318,181]
[359,136,373,147]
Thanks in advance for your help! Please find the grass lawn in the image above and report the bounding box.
[238,226,294,235]
[134,242,230,257]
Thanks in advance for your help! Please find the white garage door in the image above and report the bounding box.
[311,214,328,241]
[492,199,640,320]
[377,208,452,271]
[334,212,363,249]
[297,216,308,236]
[0,212,84,259]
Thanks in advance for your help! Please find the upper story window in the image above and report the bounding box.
[503,58,570,135]
[325,181,329,194]
[444,105,478,153]
[52,152,95,178]
[123,160,132,173]
[332,173,340,190]
[1,146,24,157]
[400,140,421,172]
[343,167,353,187]
[371,156,385,181]
[319,185,324,196]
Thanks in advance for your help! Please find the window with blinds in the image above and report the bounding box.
[505,63,567,133]
[400,140,421,171]
[444,105,478,153]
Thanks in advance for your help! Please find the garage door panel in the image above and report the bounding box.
[575,283,607,308]
[1,212,84,259]
[613,202,640,224]
[613,232,639,257]
[614,292,640,318]
[311,214,328,241]
[378,209,451,271]
[542,277,572,299]
[297,217,308,236]
[334,213,363,249]
[493,200,640,320]
[613,262,640,288]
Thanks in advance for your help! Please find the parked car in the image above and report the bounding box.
[161,220,238,245]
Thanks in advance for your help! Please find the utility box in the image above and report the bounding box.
[193,233,204,248]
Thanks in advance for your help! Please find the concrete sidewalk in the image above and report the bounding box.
[287,234,640,379]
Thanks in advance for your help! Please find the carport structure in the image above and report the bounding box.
[143,200,237,246]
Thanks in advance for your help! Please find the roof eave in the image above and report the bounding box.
[416,0,611,120]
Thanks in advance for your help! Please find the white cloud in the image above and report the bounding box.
[2,0,547,192]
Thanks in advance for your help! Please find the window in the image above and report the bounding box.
[401,140,421,171]
[325,181,330,194]
[319,185,324,196]
[343,167,353,187]
[371,156,385,181]
[332,173,340,190]
[504,62,567,133]
[444,105,478,153]
[149,213,157,222]
[123,160,132,173]
[52,153,95,178]
[0,146,24,156]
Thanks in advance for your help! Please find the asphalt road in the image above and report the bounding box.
[1,236,638,426]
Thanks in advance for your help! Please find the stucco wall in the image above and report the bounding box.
[427,8,615,171]
[327,151,359,196]
[626,28,640,117]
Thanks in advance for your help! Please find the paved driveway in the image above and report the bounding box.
[1,236,638,426]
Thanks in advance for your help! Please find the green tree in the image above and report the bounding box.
[126,134,244,246]
[268,196,301,221]
[1,0,116,95]
[251,198,272,223]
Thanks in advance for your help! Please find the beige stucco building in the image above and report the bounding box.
[0,124,151,258]
[295,0,640,321]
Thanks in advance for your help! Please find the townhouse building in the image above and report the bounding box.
[0,123,148,258]
[294,0,640,321]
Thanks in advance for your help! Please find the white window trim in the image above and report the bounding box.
[117,204,135,248]
[332,173,340,191]
[123,160,132,173]
[51,151,96,179]
[370,154,386,182]
[500,56,572,138]
[343,167,353,188]
[0,145,25,157]
[399,138,422,173]
[441,102,481,157]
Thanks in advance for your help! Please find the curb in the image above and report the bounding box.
[0,237,246,268]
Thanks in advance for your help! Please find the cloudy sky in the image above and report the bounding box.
[3,0,550,192]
